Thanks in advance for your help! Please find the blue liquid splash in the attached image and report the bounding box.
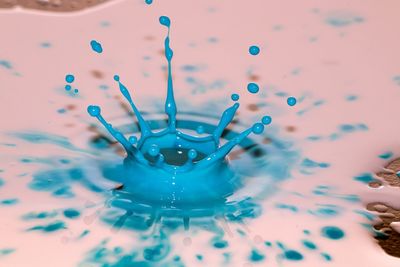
[87,16,272,211]
[83,17,303,230]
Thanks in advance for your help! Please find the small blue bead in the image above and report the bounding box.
[287,97,297,106]
[249,45,260,55]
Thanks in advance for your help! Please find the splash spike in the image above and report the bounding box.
[213,103,240,144]
[198,128,253,168]
[87,106,147,163]
[160,16,177,131]
[114,76,152,138]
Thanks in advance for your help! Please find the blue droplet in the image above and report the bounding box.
[247,83,259,94]
[63,208,80,219]
[262,115,272,125]
[252,123,264,135]
[65,85,71,91]
[90,40,103,53]
[321,226,345,240]
[65,74,75,83]
[284,250,303,261]
[321,252,332,261]
[87,105,101,117]
[213,240,228,249]
[159,16,171,27]
[249,249,265,262]
[231,93,239,101]
[302,240,317,250]
[145,0,153,4]
[249,45,260,55]
[287,97,297,106]
[74,89,79,94]
[0,198,19,206]
[378,151,393,159]
[113,75,120,81]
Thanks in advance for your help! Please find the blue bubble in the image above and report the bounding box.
[231,93,239,101]
[90,40,103,53]
[145,0,153,4]
[74,89,79,94]
[87,105,101,116]
[247,83,259,94]
[249,45,260,55]
[65,74,75,83]
[188,149,197,160]
[148,144,160,157]
[65,85,71,91]
[196,125,205,134]
[287,97,297,106]
[262,115,272,125]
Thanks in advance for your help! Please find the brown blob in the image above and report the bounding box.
[230,118,239,125]
[64,123,75,128]
[115,146,126,157]
[286,126,296,132]
[87,125,99,133]
[0,0,17,8]
[366,201,400,258]
[262,137,272,144]
[91,70,104,79]
[365,158,400,258]
[228,148,245,160]
[376,163,400,188]
[248,74,260,82]
[66,104,76,110]
[144,35,156,41]
[368,181,382,188]
[247,104,259,112]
